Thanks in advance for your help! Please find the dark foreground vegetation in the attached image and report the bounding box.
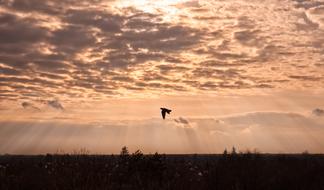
[1,148,324,190]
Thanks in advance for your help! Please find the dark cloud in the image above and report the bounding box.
[289,75,321,81]
[0,0,62,14]
[157,65,189,75]
[50,25,96,54]
[0,76,64,89]
[295,12,319,31]
[312,108,324,117]
[293,0,324,10]
[0,0,109,14]
[0,13,48,44]
[236,16,256,29]
[174,117,190,125]
[212,52,248,60]
[111,76,135,82]
[47,100,64,110]
[96,24,203,69]
[190,68,246,89]
[134,82,187,92]
[234,30,265,47]
[0,65,21,75]
[64,9,122,32]
[140,72,177,83]
[21,102,40,111]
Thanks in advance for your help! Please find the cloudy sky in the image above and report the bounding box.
[0,0,324,154]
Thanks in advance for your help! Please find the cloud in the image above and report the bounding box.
[21,100,65,111]
[174,117,190,125]
[0,0,324,103]
[0,13,48,44]
[312,108,324,117]
[216,112,322,128]
[50,25,97,54]
[47,100,64,110]
[64,9,123,33]
[21,102,40,111]
[293,0,324,10]
[289,75,321,81]
[234,30,265,47]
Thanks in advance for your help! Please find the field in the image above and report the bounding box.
[1,150,324,190]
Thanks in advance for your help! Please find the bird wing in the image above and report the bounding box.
[161,110,166,119]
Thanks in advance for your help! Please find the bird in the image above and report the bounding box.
[160,108,172,119]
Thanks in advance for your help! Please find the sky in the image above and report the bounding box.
[0,0,324,154]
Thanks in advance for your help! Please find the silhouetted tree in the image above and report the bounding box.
[133,150,143,156]
[120,146,129,156]
[231,146,237,155]
[223,148,228,156]
[2,146,324,190]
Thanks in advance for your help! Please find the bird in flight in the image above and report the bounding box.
[160,108,172,119]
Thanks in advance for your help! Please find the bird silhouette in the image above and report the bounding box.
[160,108,172,119]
